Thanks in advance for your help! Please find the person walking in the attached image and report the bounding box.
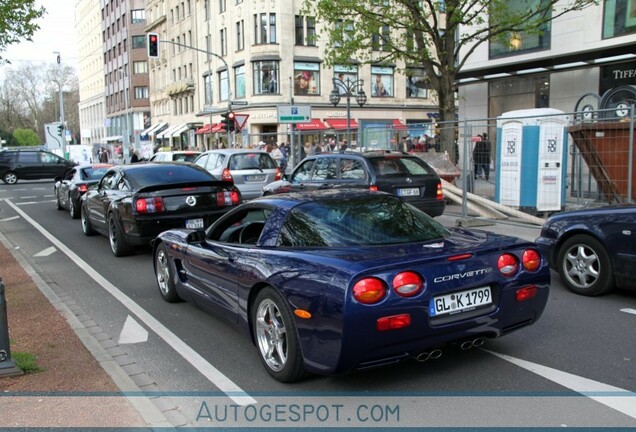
[473,133,491,180]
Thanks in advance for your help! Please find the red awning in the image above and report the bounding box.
[392,119,408,130]
[324,118,359,130]
[195,124,212,135]
[210,123,226,133]
[295,118,328,131]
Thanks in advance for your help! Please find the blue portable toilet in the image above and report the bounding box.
[495,108,569,213]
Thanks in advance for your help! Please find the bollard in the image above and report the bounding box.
[0,277,23,377]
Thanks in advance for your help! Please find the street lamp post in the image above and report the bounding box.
[330,78,367,148]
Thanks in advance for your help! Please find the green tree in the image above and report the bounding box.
[0,0,45,62]
[13,127,39,146]
[304,0,597,161]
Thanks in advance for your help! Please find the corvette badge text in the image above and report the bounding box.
[433,268,492,283]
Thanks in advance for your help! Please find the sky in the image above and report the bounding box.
[3,0,79,70]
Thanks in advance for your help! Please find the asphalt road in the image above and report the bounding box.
[1,180,635,428]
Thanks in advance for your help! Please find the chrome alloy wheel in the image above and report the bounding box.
[255,298,288,372]
[563,243,600,290]
[155,248,171,296]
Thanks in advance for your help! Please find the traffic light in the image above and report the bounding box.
[147,33,159,58]
[57,124,64,137]
[221,111,236,132]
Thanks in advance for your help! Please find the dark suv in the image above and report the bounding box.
[0,149,77,184]
[262,150,445,217]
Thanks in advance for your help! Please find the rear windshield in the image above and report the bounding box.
[370,157,435,177]
[278,195,449,247]
[173,153,200,162]
[80,166,110,180]
[127,165,215,188]
[229,153,277,170]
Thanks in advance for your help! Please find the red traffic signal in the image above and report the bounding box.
[147,33,159,58]
[221,111,236,132]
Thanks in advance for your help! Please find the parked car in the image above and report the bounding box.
[194,149,282,201]
[152,188,550,382]
[0,149,77,185]
[535,204,636,296]
[148,150,201,162]
[262,150,445,217]
[80,162,241,257]
[55,163,113,218]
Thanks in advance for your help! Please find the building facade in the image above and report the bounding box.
[458,2,636,122]
[143,0,441,152]
[76,0,107,146]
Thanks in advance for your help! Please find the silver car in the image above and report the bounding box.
[194,149,282,200]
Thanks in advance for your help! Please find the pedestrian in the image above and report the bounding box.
[99,148,108,163]
[266,142,284,167]
[130,149,140,163]
[473,133,491,180]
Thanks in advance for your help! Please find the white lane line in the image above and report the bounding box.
[34,246,57,257]
[16,200,55,205]
[485,350,636,419]
[5,199,256,406]
[620,308,636,316]
[21,196,37,199]
[0,216,20,222]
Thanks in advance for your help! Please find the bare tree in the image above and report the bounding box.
[304,0,598,161]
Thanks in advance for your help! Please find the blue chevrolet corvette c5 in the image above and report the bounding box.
[152,188,550,382]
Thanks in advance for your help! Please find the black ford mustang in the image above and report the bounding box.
[80,162,241,256]
[55,163,113,218]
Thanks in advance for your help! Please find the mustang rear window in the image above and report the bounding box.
[278,196,449,247]
[128,166,214,188]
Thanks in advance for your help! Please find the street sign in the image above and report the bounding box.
[233,114,250,131]
[203,105,215,113]
[231,100,249,106]
[277,105,311,123]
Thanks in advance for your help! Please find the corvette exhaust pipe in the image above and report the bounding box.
[460,337,486,350]
[460,340,474,350]
[415,349,443,362]
[472,337,485,347]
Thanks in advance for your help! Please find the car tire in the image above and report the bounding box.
[81,205,96,236]
[108,213,131,257]
[69,195,79,219]
[56,192,63,210]
[154,242,181,303]
[252,287,307,383]
[557,234,614,296]
[3,171,18,185]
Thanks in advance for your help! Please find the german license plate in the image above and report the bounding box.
[430,286,492,316]
[244,174,266,182]
[186,218,204,229]
[397,187,419,197]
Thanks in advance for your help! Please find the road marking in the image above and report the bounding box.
[620,308,636,315]
[0,216,20,222]
[485,350,636,419]
[5,199,256,406]
[16,200,55,205]
[34,246,57,257]
[22,196,37,199]
[118,315,149,344]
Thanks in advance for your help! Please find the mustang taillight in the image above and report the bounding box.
[274,168,282,181]
[392,271,424,297]
[377,314,411,331]
[352,278,386,304]
[436,182,443,200]
[222,168,233,182]
[522,249,541,272]
[515,285,538,302]
[136,197,165,214]
[497,253,519,277]
[369,185,379,192]
[78,184,88,193]
[216,190,240,207]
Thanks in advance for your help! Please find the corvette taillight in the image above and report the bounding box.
[352,278,386,304]
[377,314,411,331]
[216,190,240,207]
[522,249,541,272]
[498,253,519,277]
[274,168,282,181]
[516,285,538,302]
[222,168,233,182]
[136,197,165,214]
[78,184,88,193]
[392,271,424,297]
[436,182,443,200]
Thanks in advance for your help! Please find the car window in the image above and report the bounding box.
[0,152,14,162]
[100,172,118,190]
[81,167,110,180]
[278,196,449,247]
[126,165,214,189]
[40,152,62,164]
[230,153,277,171]
[372,157,434,176]
[18,152,38,163]
[204,153,223,170]
[340,158,366,180]
[312,158,338,181]
[173,153,200,162]
[64,169,76,181]
[291,160,314,183]
[194,154,208,168]
[211,208,272,244]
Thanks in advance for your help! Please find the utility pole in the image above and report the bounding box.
[53,51,66,158]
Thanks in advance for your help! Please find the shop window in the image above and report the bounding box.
[489,0,550,58]
[253,61,280,95]
[235,65,246,98]
[371,66,393,97]
[604,0,636,38]
[406,68,427,98]
[294,62,320,95]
